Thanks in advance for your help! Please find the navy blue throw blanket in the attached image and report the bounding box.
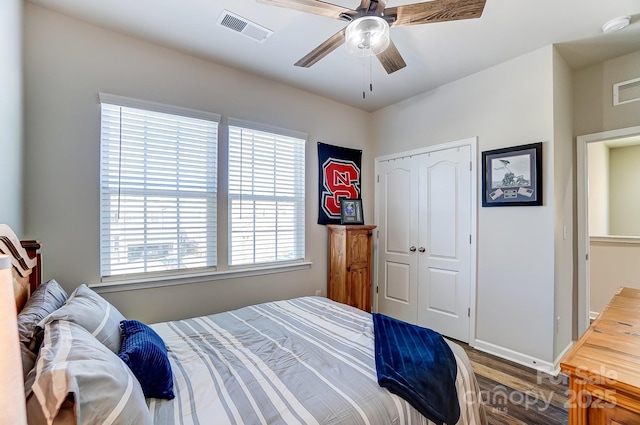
[372,313,460,425]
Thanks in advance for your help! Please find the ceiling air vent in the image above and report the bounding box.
[613,77,640,106]
[217,10,273,43]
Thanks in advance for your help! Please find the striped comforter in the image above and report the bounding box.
[148,296,486,425]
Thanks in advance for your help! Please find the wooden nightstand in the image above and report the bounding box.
[326,224,376,312]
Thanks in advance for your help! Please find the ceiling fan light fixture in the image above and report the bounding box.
[345,16,390,57]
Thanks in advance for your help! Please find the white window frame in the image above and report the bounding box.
[99,93,220,282]
[227,118,307,268]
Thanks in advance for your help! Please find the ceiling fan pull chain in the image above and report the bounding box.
[362,56,374,99]
[362,61,366,99]
[370,55,373,93]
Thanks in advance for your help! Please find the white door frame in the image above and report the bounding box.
[373,136,478,346]
[576,125,640,336]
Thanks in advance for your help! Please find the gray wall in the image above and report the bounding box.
[590,240,640,314]
[23,4,372,323]
[588,144,640,237]
[574,50,640,136]
[551,48,574,359]
[0,0,23,233]
[610,145,640,236]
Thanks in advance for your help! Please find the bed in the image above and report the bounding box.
[4,225,487,425]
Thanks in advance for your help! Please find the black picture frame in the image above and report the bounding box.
[340,199,364,224]
[482,142,543,207]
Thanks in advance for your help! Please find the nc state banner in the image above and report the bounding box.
[317,142,362,225]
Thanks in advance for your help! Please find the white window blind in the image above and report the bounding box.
[99,94,219,279]
[228,120,306,266]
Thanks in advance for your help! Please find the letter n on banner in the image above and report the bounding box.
[317,142,362,225]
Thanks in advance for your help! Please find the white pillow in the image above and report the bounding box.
[38,284,125,353]
[26,320,152,425]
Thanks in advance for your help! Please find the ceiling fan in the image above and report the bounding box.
[256,0,487,74]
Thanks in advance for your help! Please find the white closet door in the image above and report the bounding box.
[376,156,419,323]
[376,143,473,342]
[417,145,472,342]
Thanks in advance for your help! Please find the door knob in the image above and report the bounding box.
[409,246,417,252]
[418,247,425,253]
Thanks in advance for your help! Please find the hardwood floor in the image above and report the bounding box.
[453,340,569,425]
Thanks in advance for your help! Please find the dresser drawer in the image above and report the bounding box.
[588,403,640,425]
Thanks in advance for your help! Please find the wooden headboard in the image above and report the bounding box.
[0,225,42,312]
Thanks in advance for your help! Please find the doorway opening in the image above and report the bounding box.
[577,125,640,336]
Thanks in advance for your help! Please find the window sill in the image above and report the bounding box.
[90,261,313,294]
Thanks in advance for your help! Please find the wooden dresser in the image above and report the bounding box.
[561,287,640,425]
[327,224,376,312]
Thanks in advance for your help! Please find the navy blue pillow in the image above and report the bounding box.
[118,320,175,400]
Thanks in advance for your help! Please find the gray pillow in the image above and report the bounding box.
[26,320,152,425]
[38,284,125,353]
[17,279,68,350]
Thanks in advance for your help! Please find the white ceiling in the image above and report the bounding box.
[27,0,640,112]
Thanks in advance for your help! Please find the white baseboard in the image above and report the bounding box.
[474,339,572,376]
[551,341,575,376]
[589,310,600,321]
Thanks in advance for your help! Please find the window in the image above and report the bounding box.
[228,119,306,266]
[99,93,220,279]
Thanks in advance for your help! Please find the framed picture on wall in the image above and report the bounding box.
[340,199,364,224]
[482,142,543,207]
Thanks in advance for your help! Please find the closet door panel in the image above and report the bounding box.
[418,146,472,342]
[427,163,457,259]
[384,262,410,303]
[376,156,419,322]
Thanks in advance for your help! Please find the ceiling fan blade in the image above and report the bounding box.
[256,0,357,20]
[385,0,486,27]
[294,28,346,68]
[376,39,407,74]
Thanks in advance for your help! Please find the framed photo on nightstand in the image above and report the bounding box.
[340,199,364,224]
